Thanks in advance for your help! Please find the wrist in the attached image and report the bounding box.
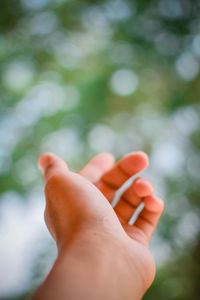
[55,228,144,300]
[32,228,145,300]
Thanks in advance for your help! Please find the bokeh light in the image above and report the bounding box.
[110,69,138,96]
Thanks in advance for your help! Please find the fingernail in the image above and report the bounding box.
[38,154,51,172]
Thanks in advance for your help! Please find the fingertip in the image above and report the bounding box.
[38,153,53,172]
[93,152,115,167]
[37,152,69,183]
[144,195,164,212]
[103,152,115,163]
[137,151,149,168]
[120,151,149,174]
[133,177,154,197]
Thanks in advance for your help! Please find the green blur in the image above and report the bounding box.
[0,0,200,299]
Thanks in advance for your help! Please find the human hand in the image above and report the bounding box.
[36,152,164,300]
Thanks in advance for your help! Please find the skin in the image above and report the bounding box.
[31,151,164,300]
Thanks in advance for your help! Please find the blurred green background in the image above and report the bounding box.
[0,0,200,299]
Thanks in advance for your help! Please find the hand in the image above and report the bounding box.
[35,152,164,300]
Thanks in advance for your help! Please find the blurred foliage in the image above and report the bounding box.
[0,0,200,299]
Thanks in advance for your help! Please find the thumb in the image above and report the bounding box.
[38,152,69,182]
[38,152,126,244]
